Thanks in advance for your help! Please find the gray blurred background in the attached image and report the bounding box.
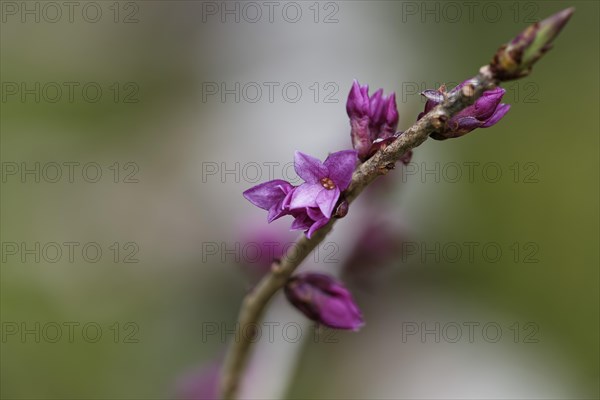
[1,1,598,399]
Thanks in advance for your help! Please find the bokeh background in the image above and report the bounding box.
[1,1,598,399]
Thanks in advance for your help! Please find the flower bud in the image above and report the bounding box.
[418,81,510,140]
[491,8,574,80]
[347,80,399,161]
[284,273,364,331]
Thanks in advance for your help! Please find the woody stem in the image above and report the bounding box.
[219,66,499,400]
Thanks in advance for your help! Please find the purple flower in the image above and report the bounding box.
[290,150,357,219]
[347,80,399,161]
[417,80,511,140]
[243,150,358,239]
[284,272,364,331]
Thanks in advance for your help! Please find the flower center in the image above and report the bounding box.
[320,177,336,190]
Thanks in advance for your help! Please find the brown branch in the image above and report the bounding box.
[220,9,575,392]
[219,67,499,399]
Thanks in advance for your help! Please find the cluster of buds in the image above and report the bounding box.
[346,80,401,161]
[417,80,511,140]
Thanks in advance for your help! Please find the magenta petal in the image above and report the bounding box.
[281,187,295,209]
[369,88,384,117]
[243,180,293,210]
[267,201,287,223]
[294,151,328,183]
[291,212,312,230]
[482,103,511,127]
[346,80,368,118]
[306,217,329,238]
[315,187,340,218]
[473,87,505,120]
[290,183,323,210]
[314,292,364,330]
[381,93,399,138]
[306,207,324,221]
[323,150,357,191]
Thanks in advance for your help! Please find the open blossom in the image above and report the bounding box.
[284,272,364,331]
[243,150,357,239]
[347,80,400,161]
[417,79,510,140]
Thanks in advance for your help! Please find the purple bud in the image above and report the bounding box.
[491,8,574,80]
[346,80,369,118]
[284,273,364,331]
[369,89,384,121]
[418,81,510,140]
[347,80,400,161]
[381,93,399,138]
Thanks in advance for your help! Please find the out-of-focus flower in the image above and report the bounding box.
[341,214,408,287]
[347,80,399,161]
[417,80,510,140]
[236,224,297,278]
[176,362,220,400]
[491,8,574,80]
[243,150,357,238]
[284,272,364,331]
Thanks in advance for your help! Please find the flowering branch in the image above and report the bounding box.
[219,8,573,399]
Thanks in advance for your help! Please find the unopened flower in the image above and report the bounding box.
[284,272,364,331]
[243,150,357,238]
[491,8,574,80]
[417,80,510,140]
[347,80,399,161]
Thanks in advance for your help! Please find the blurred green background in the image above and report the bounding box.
[1,1,598,399]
